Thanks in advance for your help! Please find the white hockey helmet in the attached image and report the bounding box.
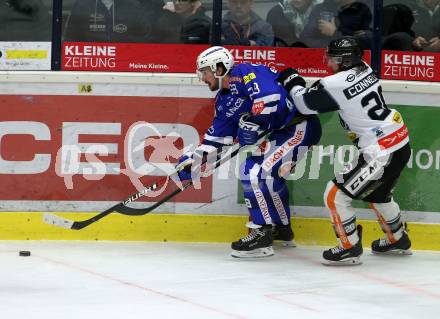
[196,46,234,79]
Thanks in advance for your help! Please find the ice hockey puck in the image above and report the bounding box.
[19,251,31,257]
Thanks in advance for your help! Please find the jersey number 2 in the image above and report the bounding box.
[361,86,391,121]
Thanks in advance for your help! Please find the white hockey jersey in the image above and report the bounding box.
[290,63,409,155]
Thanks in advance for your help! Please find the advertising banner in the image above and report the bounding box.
[61,43,440,83]
[0,79,439,221]
[381,50,440,82]
[0,42,51,70]
[0,95,214,203]
[62,43,372,77]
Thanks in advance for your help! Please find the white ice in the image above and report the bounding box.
[1,241,439,319]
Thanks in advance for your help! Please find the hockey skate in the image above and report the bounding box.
[322,225,363,266]
[371,229,412,255]
[231,225,274,258]
[272,224,297,247]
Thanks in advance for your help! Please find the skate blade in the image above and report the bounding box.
[322,257,362,266]
[372,248,413,256]
[231,247,274,258]
[273,239,297,248]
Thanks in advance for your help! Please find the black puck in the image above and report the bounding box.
[19,251,31,257]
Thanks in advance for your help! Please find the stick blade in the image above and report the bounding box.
[43,213,74,229]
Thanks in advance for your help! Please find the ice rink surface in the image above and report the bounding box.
[1,241,439,319]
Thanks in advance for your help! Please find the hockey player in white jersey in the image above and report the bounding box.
[279,36,412,265]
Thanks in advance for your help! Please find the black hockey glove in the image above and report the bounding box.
[277,68,306,92]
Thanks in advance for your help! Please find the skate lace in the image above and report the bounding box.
[241,229,263,242]
[330,246,345,254]
[379,238,391,247]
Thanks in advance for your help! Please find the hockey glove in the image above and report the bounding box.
[175,154,193,181]
[238,113,261,146]
[277,68,306,92]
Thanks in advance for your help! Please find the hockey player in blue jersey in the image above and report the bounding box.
[176,46,322,258]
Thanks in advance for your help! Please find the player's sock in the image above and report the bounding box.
[322,183,363,265]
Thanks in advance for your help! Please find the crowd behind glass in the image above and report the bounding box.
[1,0,439,52]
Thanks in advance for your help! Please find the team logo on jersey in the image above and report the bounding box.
[347,131,358,141]
[251,101,265,115]
[346,74,355,82]
[243,72,256,84]
[371,127,385,137]
[392,112,403,123]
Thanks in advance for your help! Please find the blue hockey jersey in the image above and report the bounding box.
[202,63,298,149]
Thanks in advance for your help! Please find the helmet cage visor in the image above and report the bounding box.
[196,67,215,81]
[196,63,227,80]
[324,53,344,65]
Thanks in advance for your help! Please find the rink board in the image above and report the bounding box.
[0,72,439,247]
[0,212,439,250]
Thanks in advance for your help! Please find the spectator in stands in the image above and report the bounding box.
[157,0,211,44]
[222,0,274,46]
[417,0,440,51]
[300,0,372,48]
[381,3,416,50]
[64,0,152,42]
[382,0,439,51]
[0,0,51,41]
[266,0,320,47]
[139,0,169,42]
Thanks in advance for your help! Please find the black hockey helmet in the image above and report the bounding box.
[326,36,364,70]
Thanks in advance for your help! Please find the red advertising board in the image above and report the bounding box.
[62,43,342,77]
[381,50,440,82]
[0,96,214,202]
[63,43,440,82]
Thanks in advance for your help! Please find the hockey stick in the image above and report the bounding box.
[43,131,269,230]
